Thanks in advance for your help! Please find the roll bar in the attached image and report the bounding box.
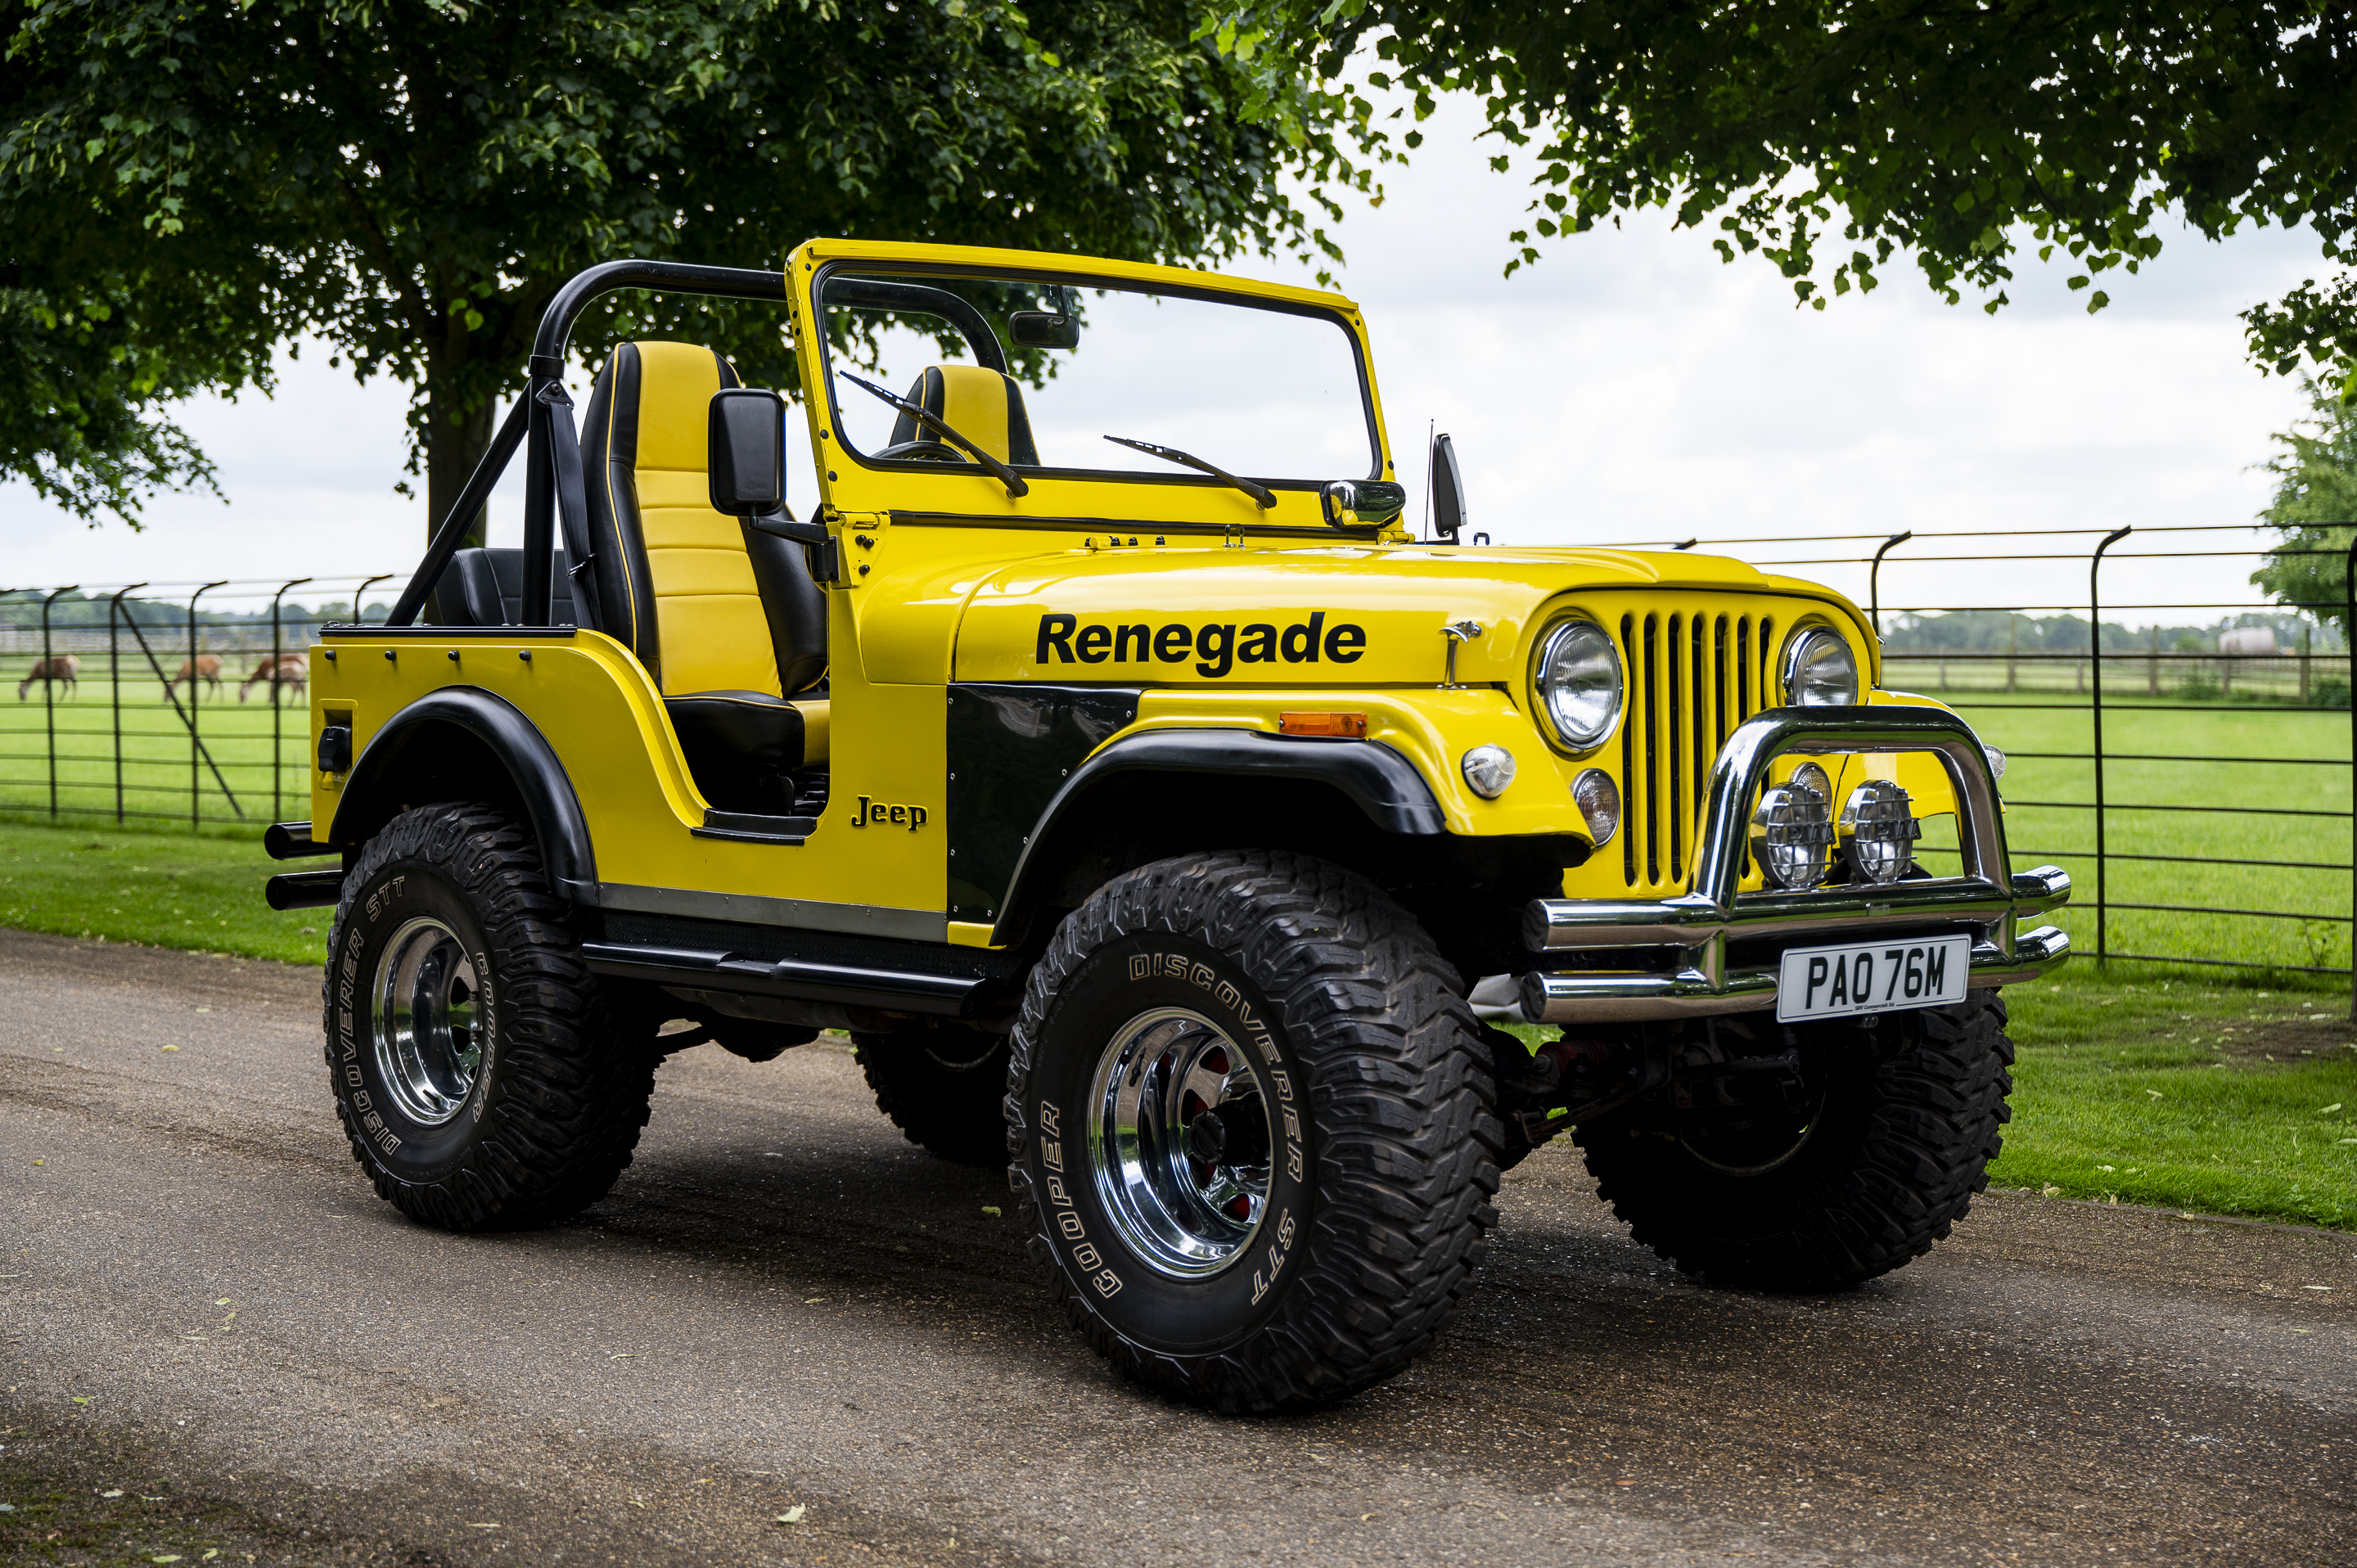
[386,259,790,630]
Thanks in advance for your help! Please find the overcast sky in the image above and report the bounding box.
[4,95,2333,629]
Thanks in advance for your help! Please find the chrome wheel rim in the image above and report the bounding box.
[371,916,484,1127]
[1086,1006,1274,1278]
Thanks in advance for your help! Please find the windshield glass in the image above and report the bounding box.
[816,267,1378,486]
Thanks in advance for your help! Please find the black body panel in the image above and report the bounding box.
[947,683,1142,922]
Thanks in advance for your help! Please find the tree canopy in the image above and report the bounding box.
[2,0,1378,534]
[2250,376,2357,638]
[1220,1,2357,394]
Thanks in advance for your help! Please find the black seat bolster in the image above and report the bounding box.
[579,346,665,676]
[665,691,806,815]
[739,518,829,695]
[432,547,575,627]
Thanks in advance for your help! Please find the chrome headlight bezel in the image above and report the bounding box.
[1781,623,1861,708]
[1531,617,1625,752]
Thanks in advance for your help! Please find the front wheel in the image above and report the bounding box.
[322,803,656,1231]
[1006,851,1499,1413]
[1575,991,2015,1291]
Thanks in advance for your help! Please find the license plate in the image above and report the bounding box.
[1775,935,1970,1023]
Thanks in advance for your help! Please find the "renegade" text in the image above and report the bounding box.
[1035,612,1366,678]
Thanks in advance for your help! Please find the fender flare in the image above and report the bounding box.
[326,687,598,904]
[990,728,1446,944]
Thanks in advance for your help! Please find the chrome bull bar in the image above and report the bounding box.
[1519,705,2071,1024]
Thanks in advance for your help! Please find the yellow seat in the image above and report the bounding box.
[581,340,828,813]
[890,364,1041,466]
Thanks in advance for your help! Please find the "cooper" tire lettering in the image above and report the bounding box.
[1039,1097,1124,1295]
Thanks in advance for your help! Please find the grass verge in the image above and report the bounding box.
[8,819,2355,1229]
[1990,961,2357,1229]
[0,818,325,966]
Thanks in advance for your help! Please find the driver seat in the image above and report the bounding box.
[891,365,1041,465]
[581,340,830,817]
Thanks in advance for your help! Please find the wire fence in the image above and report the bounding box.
[1,574,397,832]
[5,528,2354,994]
[1606,520,2357,989]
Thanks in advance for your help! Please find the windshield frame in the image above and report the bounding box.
[809,258,1386,497]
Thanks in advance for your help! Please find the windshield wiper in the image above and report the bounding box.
[1104,435,1275,509]
[837,371,1029,497]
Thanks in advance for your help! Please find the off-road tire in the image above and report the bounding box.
[1005,850,1500,1413]
[322,803,655,1231]
[852,1021,1012,1165]
[1576,991,2014,1291]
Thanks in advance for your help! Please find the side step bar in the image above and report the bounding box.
[581,940,982,1018]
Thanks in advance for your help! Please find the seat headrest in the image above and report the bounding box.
[594,340,741,472]
[890,365,1040,466]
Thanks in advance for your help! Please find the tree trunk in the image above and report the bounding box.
[426,385,495,551]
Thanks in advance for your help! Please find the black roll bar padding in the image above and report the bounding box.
[536,381,604,633]
[386,395,531,627]
[815,275,1010,374]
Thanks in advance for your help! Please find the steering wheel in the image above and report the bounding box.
[876,439,971,464]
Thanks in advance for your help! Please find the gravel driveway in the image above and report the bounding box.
[2,928,2350,1566]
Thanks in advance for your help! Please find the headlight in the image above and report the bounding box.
[1534,620,1624,749]
[1782,625,1859,707]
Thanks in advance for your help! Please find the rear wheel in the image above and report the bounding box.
[322,803,655,1231]
[1006,850,1498,1413]
[853,1021,1012,1165]
[1575,992,2015,1291]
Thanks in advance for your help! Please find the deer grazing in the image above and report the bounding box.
[240,652,308,705]
[166,653,224,701]
[16,654,79,701]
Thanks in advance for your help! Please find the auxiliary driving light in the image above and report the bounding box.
[1750,773,1835,890]
[1841,779,1922,884]
[1462,744,1517,799]
[1571,768,1620,847]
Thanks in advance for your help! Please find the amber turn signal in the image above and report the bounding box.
[1278,710,1368,738]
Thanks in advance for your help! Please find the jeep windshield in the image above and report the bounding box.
[814,266,1381,490]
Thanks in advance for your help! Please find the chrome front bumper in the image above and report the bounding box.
[1518,705,2071,1025]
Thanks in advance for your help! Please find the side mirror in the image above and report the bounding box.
[1320,479,1408,528]
[709,388,788,516]
[1431,432,1466,543]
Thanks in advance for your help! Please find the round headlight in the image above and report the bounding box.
[1782,626,1860,707]
[1535,620,1624,749]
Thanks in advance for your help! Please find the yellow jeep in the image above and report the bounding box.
[263,240,2068,1412]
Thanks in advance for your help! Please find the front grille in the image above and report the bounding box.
[1616,610,1779,891]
